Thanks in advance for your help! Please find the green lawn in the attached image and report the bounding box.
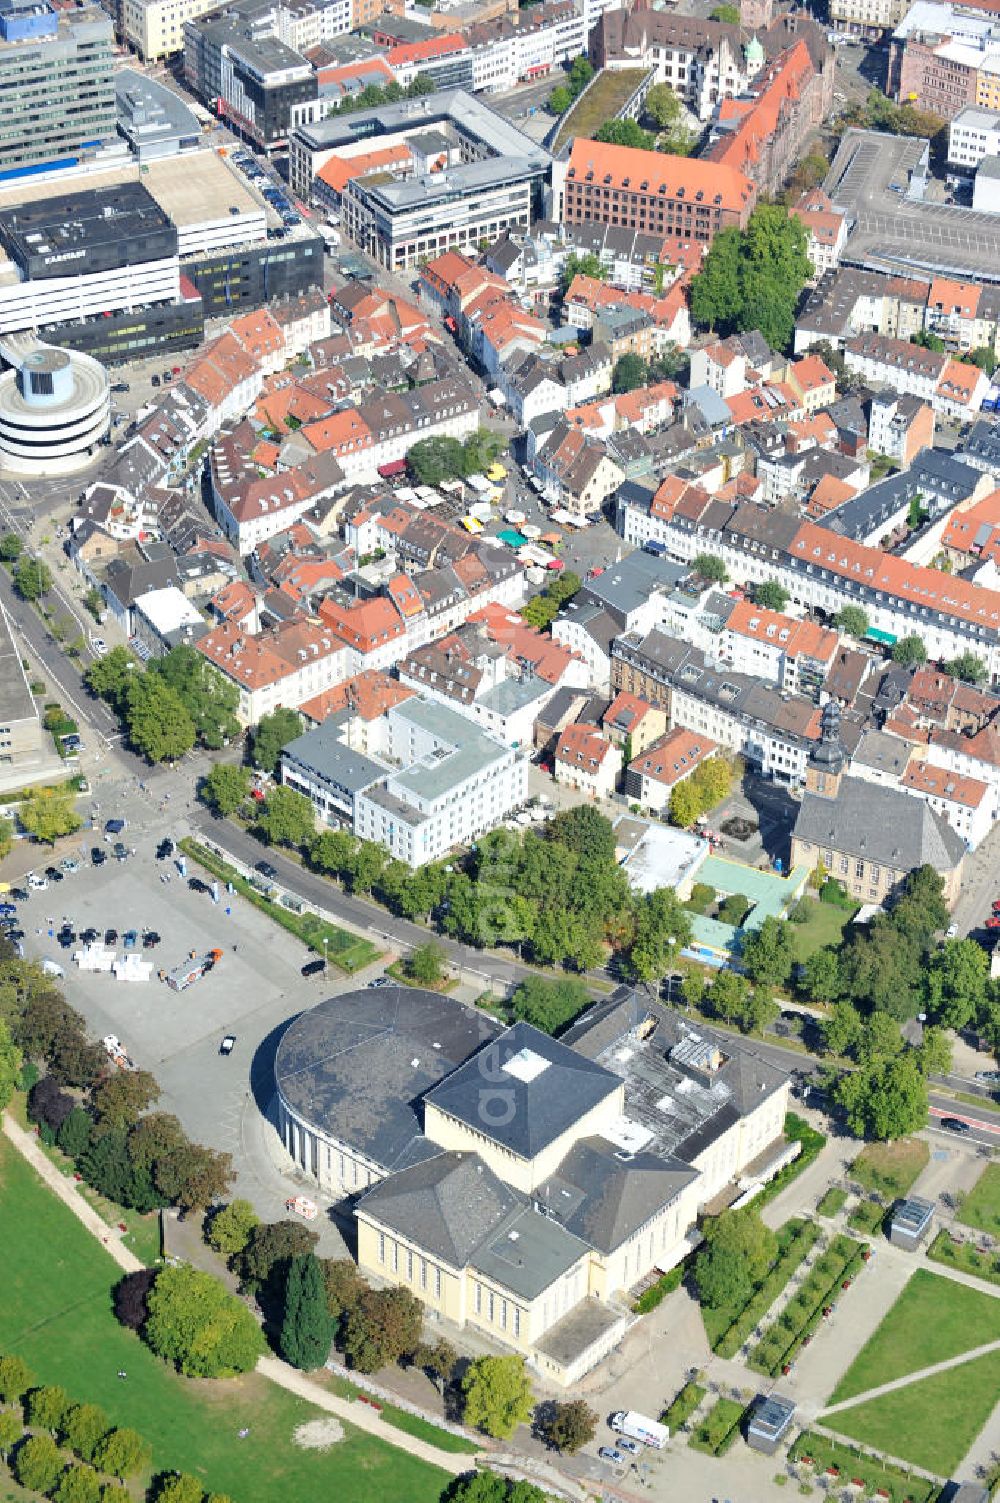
[850,1138,929,1199]
[790,898,858,962]
[828,1269,1000,1403]
[817,1187,847,1218]
[822,1347,1000,1478]
[928,1228,1000,1288]
[959,1162,1000,1237]
[0,1136,451,1503]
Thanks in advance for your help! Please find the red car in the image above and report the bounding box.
[992,899,1000,913]
[987,916,1000,929]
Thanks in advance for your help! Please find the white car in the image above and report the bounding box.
[90,637,108,656]
[27,873,48,891]
[946,923,959,939]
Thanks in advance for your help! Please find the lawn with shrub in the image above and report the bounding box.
[847,1199,887,1237]
[754,1114,827,1211]
[849,1139,928,1200]
[828,1268,1000,1403]
[927,1228,1000,1288]
[817,1187,847,1218]
[748,1234,866,1377]
[0,1136,450,1503]
[687,1397,745,1456]
[661,1381,705,1432]
[790,898,858,960]
[823,1348,1000,1478]
[958,1162,1000,1237]
[709,1218,820,1359]
[789,1431,937,1503]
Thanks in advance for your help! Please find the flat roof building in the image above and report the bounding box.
[0,0,115,175]
[889,1195,934,1250]
[115,70,203,161]
[747,1394,796,1454]
[0,597,44,774]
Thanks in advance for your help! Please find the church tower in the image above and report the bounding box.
[804,700,845,798]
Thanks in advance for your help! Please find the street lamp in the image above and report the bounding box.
[322,936,328,973]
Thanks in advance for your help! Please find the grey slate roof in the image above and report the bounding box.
[274,986,501,1172]
[425,1021,621,1161]
[793,775,967,872]
[536,1138,696,1255]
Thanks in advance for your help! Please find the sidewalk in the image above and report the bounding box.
[822,1336,1000,1415]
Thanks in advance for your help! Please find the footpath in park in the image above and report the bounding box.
[1,1112,471,1478]
[821,1335,1000,1415]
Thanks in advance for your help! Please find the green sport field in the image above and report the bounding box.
[0,1134,450,1503]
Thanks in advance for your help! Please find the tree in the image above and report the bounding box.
[630,888,693,980]
[611,353,648,393]
[690,205,811,351]
[509,975,590,1034]
[547,84,572,115]
[92,1069,159,1130]
[754,580,789,612]
[112,1268,158,1332]
[309,828,356,879]
[406,942,446,987]
[594,118,653,150]
[821,1000,863,1058]
[151,1474,205,1503]
[153,1141,233,1213]
[925,938,988,1031]
[855,1011,904,1066]
[124,673,196,763]
[207,1199,260,1259]
[55,1462,103,1503]
[834,1054,927,1139]
[26,1384,71,1435]
[0,532,22,561]
[542,1399,598,1454]
[79,1129,161,1213]
[718,894,751,928]
[568,54,593,93]
[916,1024,952,1078]
[802,946,842,1006]
[835,604,869,638]
[250,707,302,775]
[695,1206,777,1310]
[644,82,685,133]
[84,647,134,709]
[668,778,701,829]
[14,1434,62,1494]
[461,1355,535,1439]
[739,915,795,988]
[561,251,605,291]
[13,557,51,601]
[547,805,615,864]
[239,1219,319,1294]
[0,1353,33,1404]
[709,2,740,17]
[18,788,81,844]
[341,1287,423,1373]
[969,345,997,375]
[61,1403,111,1462]
[279,1254,333,1370]
[321,1258,367,1320]
[201,764,251,818]
[28,1076,76,1135]
[892,634,927,667]
[692,552,727,585]
[412,1339,458,1394]
[443,1476,545,1503]
[0,1017,22,1111]
[0,815,13,862]
[0,1411,21,1463]
[911,329,945,352]
[144,1264,265,1378]
[944,651,988,685]
[151,646,239,750]
[255,785,315,849]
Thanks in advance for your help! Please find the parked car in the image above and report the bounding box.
[156,839,174,860]
[367,976,390,988]
[987,917,1000,930]
[60,857,80,873]
[124,930,139,949]
[598,1449,625,1465]
[27,873,48,890]
[975,1071,1000,1084]
[0,902,16,917]
[301,958,326,977]
[941,1116,971,1134]
[113,842,128,862]
[617,1439,641,1455]
[57,927,75,949]
[188,877,209,894]
[946,923,959,938]
[104,928,118,945]
[219,1034,236,1056]
[91,847,106,866]
[143,931,161,948]
[10,888,28,903]
[255,860,278,881]
[44,866,64,882]
[90,637,108,656]
[80,927,99,944]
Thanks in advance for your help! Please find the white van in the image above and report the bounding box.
[42,958,65,979]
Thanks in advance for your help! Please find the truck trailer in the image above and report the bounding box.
[610,1412,669,1448]
[162,948,224,991]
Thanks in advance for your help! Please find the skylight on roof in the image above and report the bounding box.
[502,1047,550,1083]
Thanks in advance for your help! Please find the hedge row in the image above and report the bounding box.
[687,1397,745,1457]
[714,1218,821,1360]
[660,1381,705,1433]
[754,1114,827,1211]
[748,1234,867,1377]
[633,1255,692,1314]
[789,1431,937,1503]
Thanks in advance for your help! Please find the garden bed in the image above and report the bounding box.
[748,1234,866,1377]
[789,1431,937,1503]
[687,1397,745,1456]
[661,1381,705,1432]
[927,1228,1000,1288]
[817,1187,847,1218]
